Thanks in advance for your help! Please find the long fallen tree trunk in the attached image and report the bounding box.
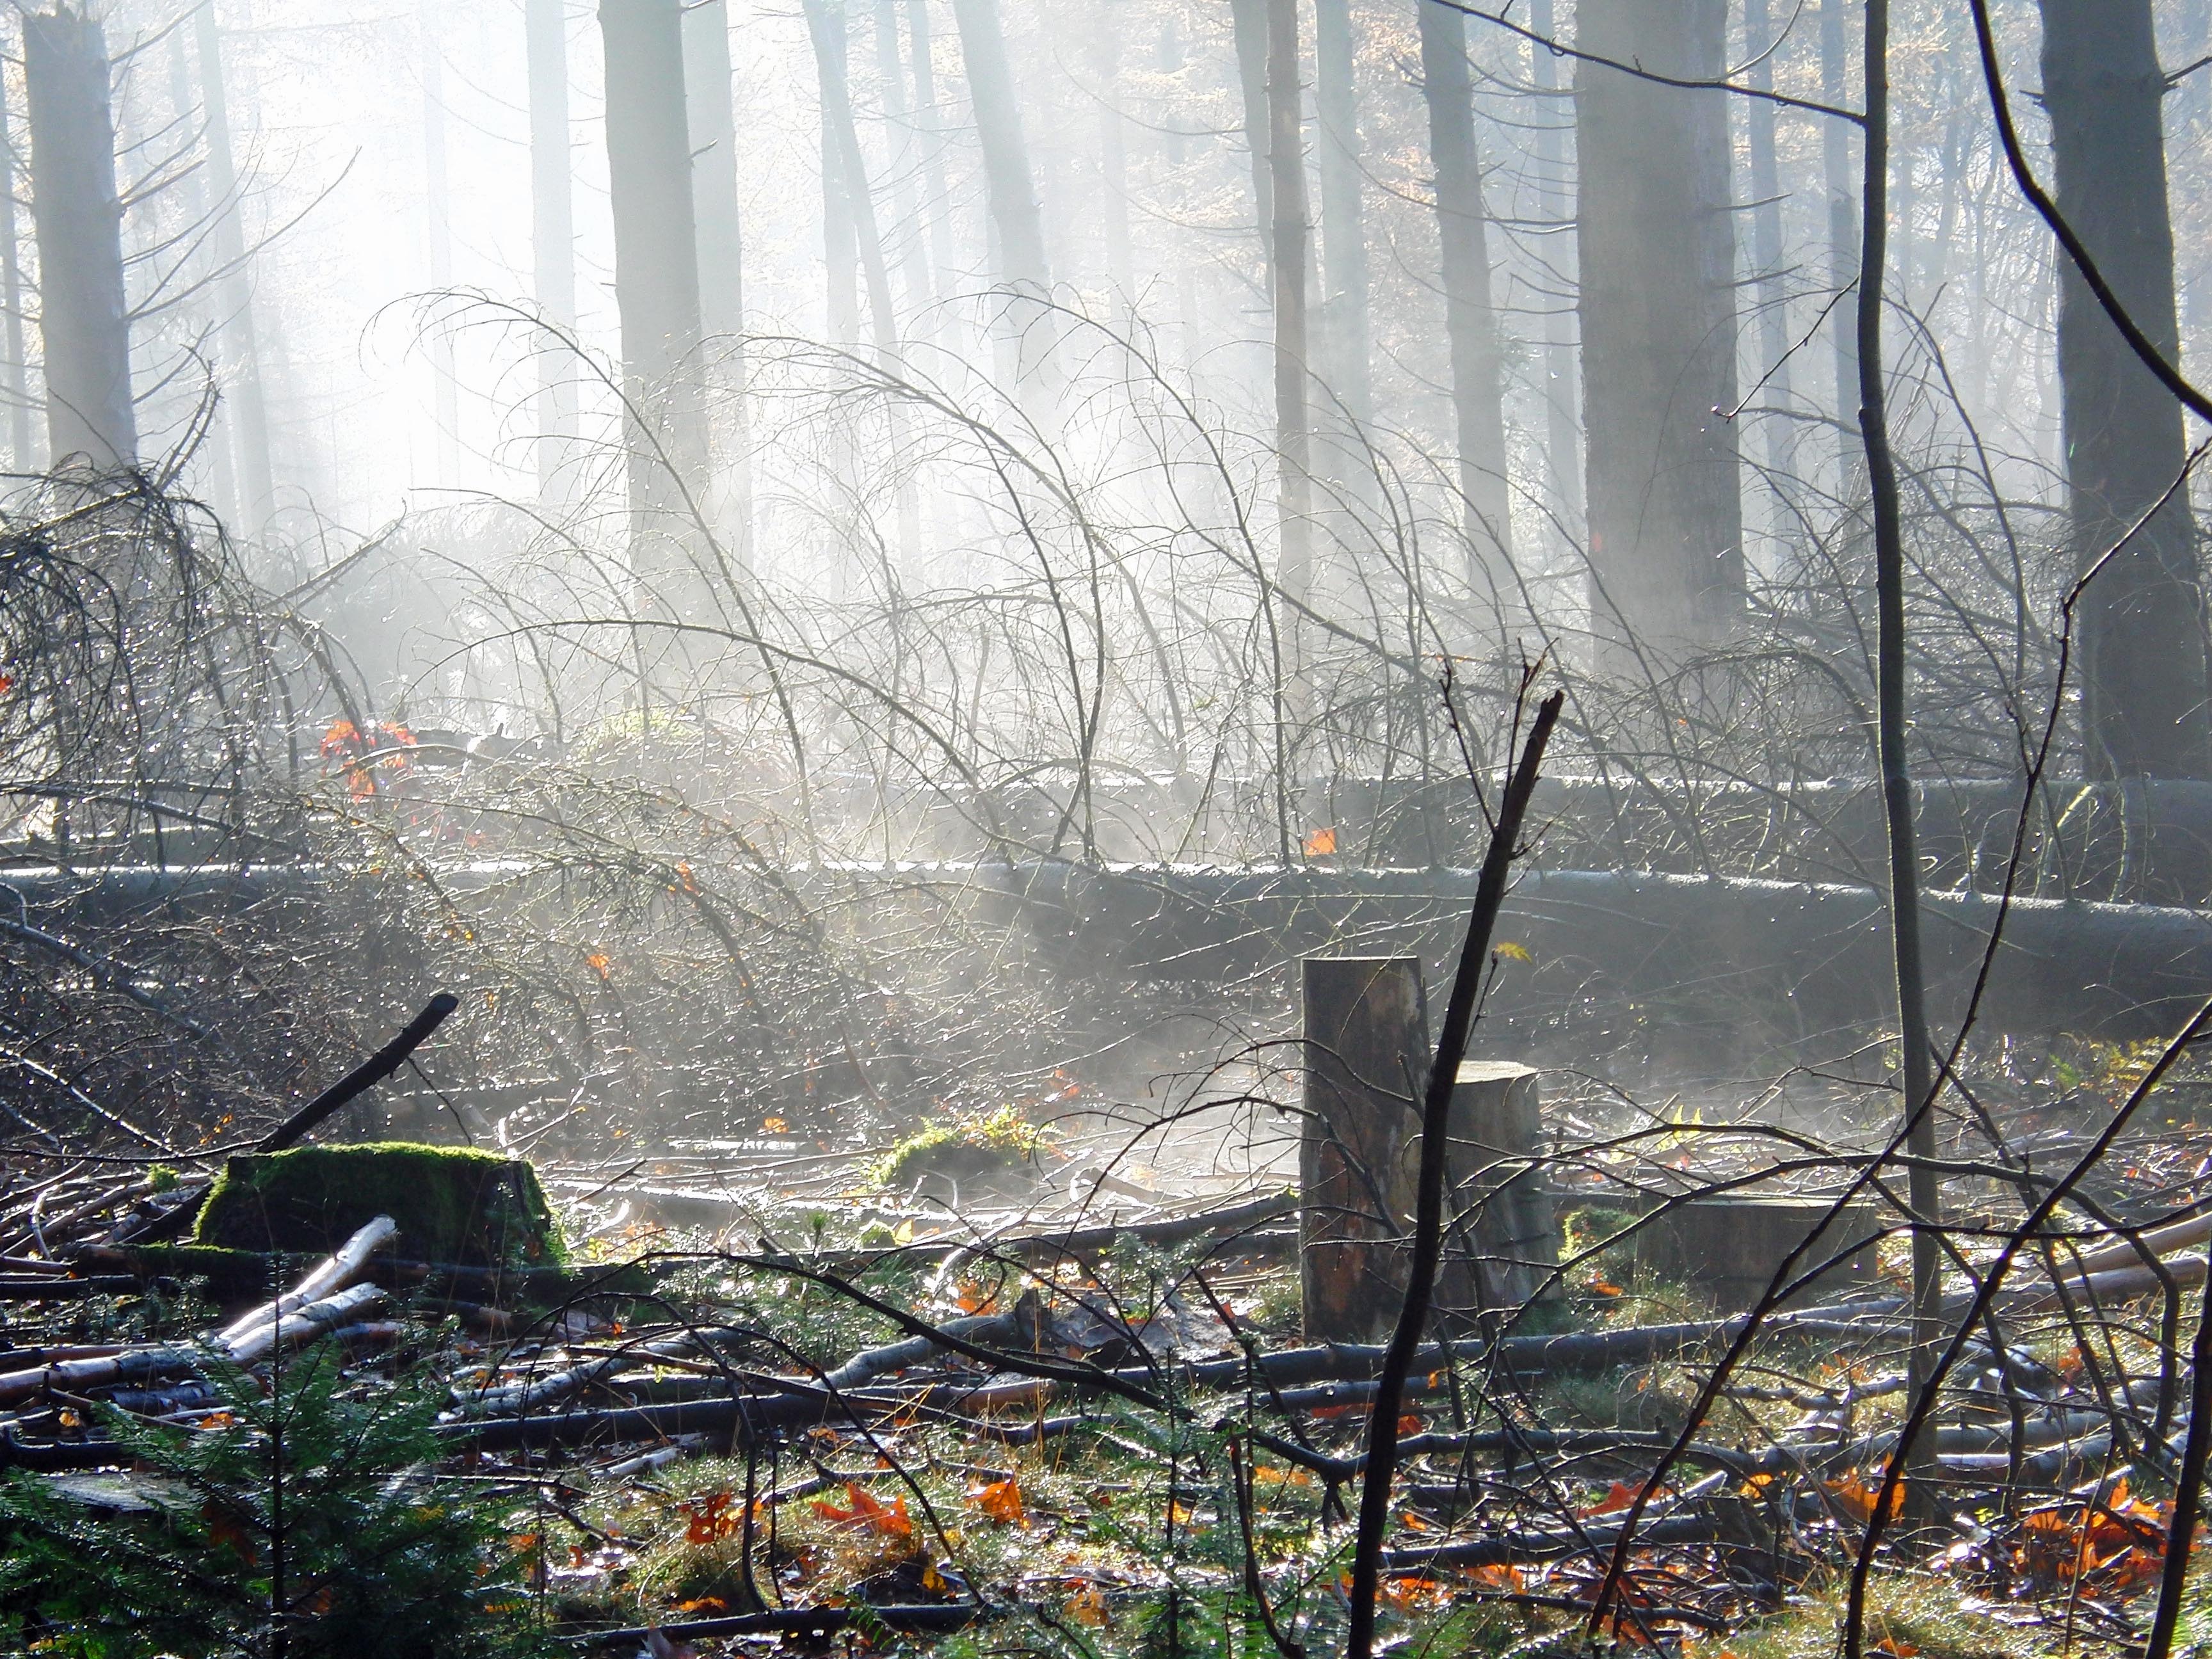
[24,858,2212,1040]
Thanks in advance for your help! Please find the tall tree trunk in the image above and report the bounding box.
[599,0,709,600]
[819,5,860,349]
[1527,0,1580,529]
[682,0,752,563]
[0,67,31,475]
[804,0,899,360]
[1419,0,1513,598]
[1575,0,1743,659]
[420,0,460,485]
[1091,0,1134,316]
[1313,0,1367,431]
[948,0,1053,395]
[1821,0,1859,490]
[165,33,237,520]
[683,0,744,341]
[23,5,134,470]
[2043,0,2210,779]
[526,0,579,499]
[194,2,273,526]
[1228,0,1272,289]
[873,0,936,322]
[1743,0,1797,504]
[905,0,961,348]
[1265,0,1310,603]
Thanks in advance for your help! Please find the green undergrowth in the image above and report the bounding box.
[1726,1576,2035,1659]
[872,1105,1056,1193]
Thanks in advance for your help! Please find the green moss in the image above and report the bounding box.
[870,1105,1055,1193]
[192,1142,565,1268]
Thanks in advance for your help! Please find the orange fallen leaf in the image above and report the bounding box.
[1064,1585,1109,1626]
[968,1478,1027,1524]
[1303,826,1338,856]
[812,1482,911,1539]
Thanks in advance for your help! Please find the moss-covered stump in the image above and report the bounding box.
[192,1143,565,1268]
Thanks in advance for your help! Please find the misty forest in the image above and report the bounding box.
[19,0,2212,1653]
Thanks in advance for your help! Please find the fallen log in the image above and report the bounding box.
[563,1604,983,1649]
[212,1214,396,1347]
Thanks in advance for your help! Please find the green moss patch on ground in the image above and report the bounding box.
[191,1142,565,1267]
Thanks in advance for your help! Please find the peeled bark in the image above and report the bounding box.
[1575,0,1742,658]
[2042,0,2210,780]
[599,0,710,601]
[526,0,580,497]
[23,6,134,469]
[193,6,274,527]
[1418,0,1513,595]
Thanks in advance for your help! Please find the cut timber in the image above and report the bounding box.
[192,1143,563,1269]
[1612,1194,1880,1313]
[1300,956,1426,1342]
[1437,1062,1557,1317]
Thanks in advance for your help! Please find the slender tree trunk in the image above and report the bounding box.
[1312,0,1366,426]
[0,72,30,476]
[1575,0,1743,660]
[874,0,936,323]
[1091,0,1134,316]
[23,5,134,470]
[195,2,273,525]
[1527,0,1580,529]
[526,0,579,499]
[420,0,460,485]
[1419,0,1513,598]
[948,0,1054,395]
[906,0,961,348]
[1743,0,1797,508]
[599,0,709,601]
[2043,0,2210,779]
[165,33,237,520]
[683,0,744,341]
[1854,0,1943,1525]
[805,0,899,361]
[1227,0,1272,278]
[682,0,753,564]
[1822,0,1859,490]
[808,0,858,343]
[1265,0,1310,604]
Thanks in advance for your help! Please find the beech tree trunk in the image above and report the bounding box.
[194,4,273,526]
[526,0,579,497]
[1526,0,1580,528]
[1575,0,1743,659]
[948,0,1054,394]
[598,0,709,597]
[2042,0,2211,779]
[420,0,460,485]
[0,69,30,474]
[23,5,134,470]
[1821,0,1859,488]
[682,0,744,342]
[1265,0,1310,603]
[1313,0,1366,429]
[874,0,936,322]
[804,0,899,362]
[1418,0,1513,596]
[1743,0,1797,501]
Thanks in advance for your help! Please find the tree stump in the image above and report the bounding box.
[1436,1061,1557,1319]
[193,1142,564,1268]
[1299,956,1428,1343]
[1621,1193,1879,1312]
